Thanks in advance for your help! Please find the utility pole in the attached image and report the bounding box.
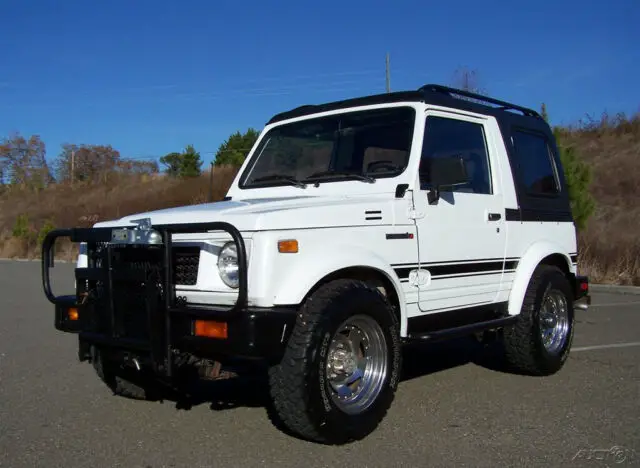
[385,53,391,93]
[209,161,214,202]
[71,149,75,185]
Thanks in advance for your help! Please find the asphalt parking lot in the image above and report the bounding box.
[1,260,638,467]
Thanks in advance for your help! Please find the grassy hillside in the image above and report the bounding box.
[558,112,640,285]
[0,165,239,260]
[0,113,638,285]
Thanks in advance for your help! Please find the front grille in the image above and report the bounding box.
[173,246,200,285]
[90,243,200,285]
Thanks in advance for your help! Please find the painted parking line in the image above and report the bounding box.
[588,301,640,308]
[572,342,640,352]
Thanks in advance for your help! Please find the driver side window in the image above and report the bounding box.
[420,116,492,194]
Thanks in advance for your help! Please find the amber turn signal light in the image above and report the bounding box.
[278,239,298,253]
[68,308,79,321]
[194,320,228,339]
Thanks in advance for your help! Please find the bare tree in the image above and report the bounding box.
[0,132,53,188]
[449,67,490,106]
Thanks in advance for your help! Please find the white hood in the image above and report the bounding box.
[94,194,394,232]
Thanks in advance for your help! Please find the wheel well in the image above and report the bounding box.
[302,267,401,319]
[539,253,571,276]
[538,253,576,296]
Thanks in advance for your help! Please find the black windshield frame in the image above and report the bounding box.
[238,106,416,189]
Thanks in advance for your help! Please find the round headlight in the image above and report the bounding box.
[217,242,239,288]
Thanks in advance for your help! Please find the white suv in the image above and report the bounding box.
[42,84,591,444]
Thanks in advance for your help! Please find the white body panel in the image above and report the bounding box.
[411,109,508,313]
[87,99,578,337]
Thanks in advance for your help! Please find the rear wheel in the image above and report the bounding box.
[268,279,402,444]
[502,265,575,375]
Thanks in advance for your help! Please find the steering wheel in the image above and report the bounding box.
[366,160,398,173]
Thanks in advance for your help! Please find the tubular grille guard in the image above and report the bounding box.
[41,221,248,315]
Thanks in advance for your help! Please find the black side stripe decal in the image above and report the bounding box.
[393,259,519,280]
[391,257,520,268]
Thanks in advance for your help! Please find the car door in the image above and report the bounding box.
[414,110,507,313]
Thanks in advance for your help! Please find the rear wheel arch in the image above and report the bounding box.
[508,244,574,316]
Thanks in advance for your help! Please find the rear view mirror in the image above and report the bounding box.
[427,155,468,204]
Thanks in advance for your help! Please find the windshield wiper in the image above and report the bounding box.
[304,170,376,184]
[250,174,307,188]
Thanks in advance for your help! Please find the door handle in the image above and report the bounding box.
[488,212,501,221]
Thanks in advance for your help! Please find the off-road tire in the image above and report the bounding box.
[91,346,161,401]
[268,279,402,444]
[502,264,575,375]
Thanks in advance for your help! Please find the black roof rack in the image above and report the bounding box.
[266,84,544,124]
[419,84,542,118]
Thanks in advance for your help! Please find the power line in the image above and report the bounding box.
[0,83,379,112]
[0,69,390,101]
[0,64,432,111]
[59,147,258,162]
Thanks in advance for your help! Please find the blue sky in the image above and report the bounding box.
[1,0,638,167]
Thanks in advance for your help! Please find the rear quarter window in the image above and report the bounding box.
[511,130,561,195]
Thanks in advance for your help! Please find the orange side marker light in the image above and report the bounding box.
[194,320,228,339]
[278,239,298,253]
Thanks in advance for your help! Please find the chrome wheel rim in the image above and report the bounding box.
[539,286,570,354]
[324,314,388,415]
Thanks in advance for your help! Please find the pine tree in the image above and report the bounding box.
[180,145,202,177]
[540,103,549,122]
[555,130,596,230]
[214,128,260,166]
[541,104,596,230]
[159,145,202,178]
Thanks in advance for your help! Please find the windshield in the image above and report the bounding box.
[239,106,416,188]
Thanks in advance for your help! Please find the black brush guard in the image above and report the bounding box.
[41,222,248,378]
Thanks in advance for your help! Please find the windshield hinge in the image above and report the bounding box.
[405,189,424,220]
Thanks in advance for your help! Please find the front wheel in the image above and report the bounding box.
[91,346,162,401]
[268,279,402,444]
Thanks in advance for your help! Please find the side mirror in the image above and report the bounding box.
[426,155,468,204]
